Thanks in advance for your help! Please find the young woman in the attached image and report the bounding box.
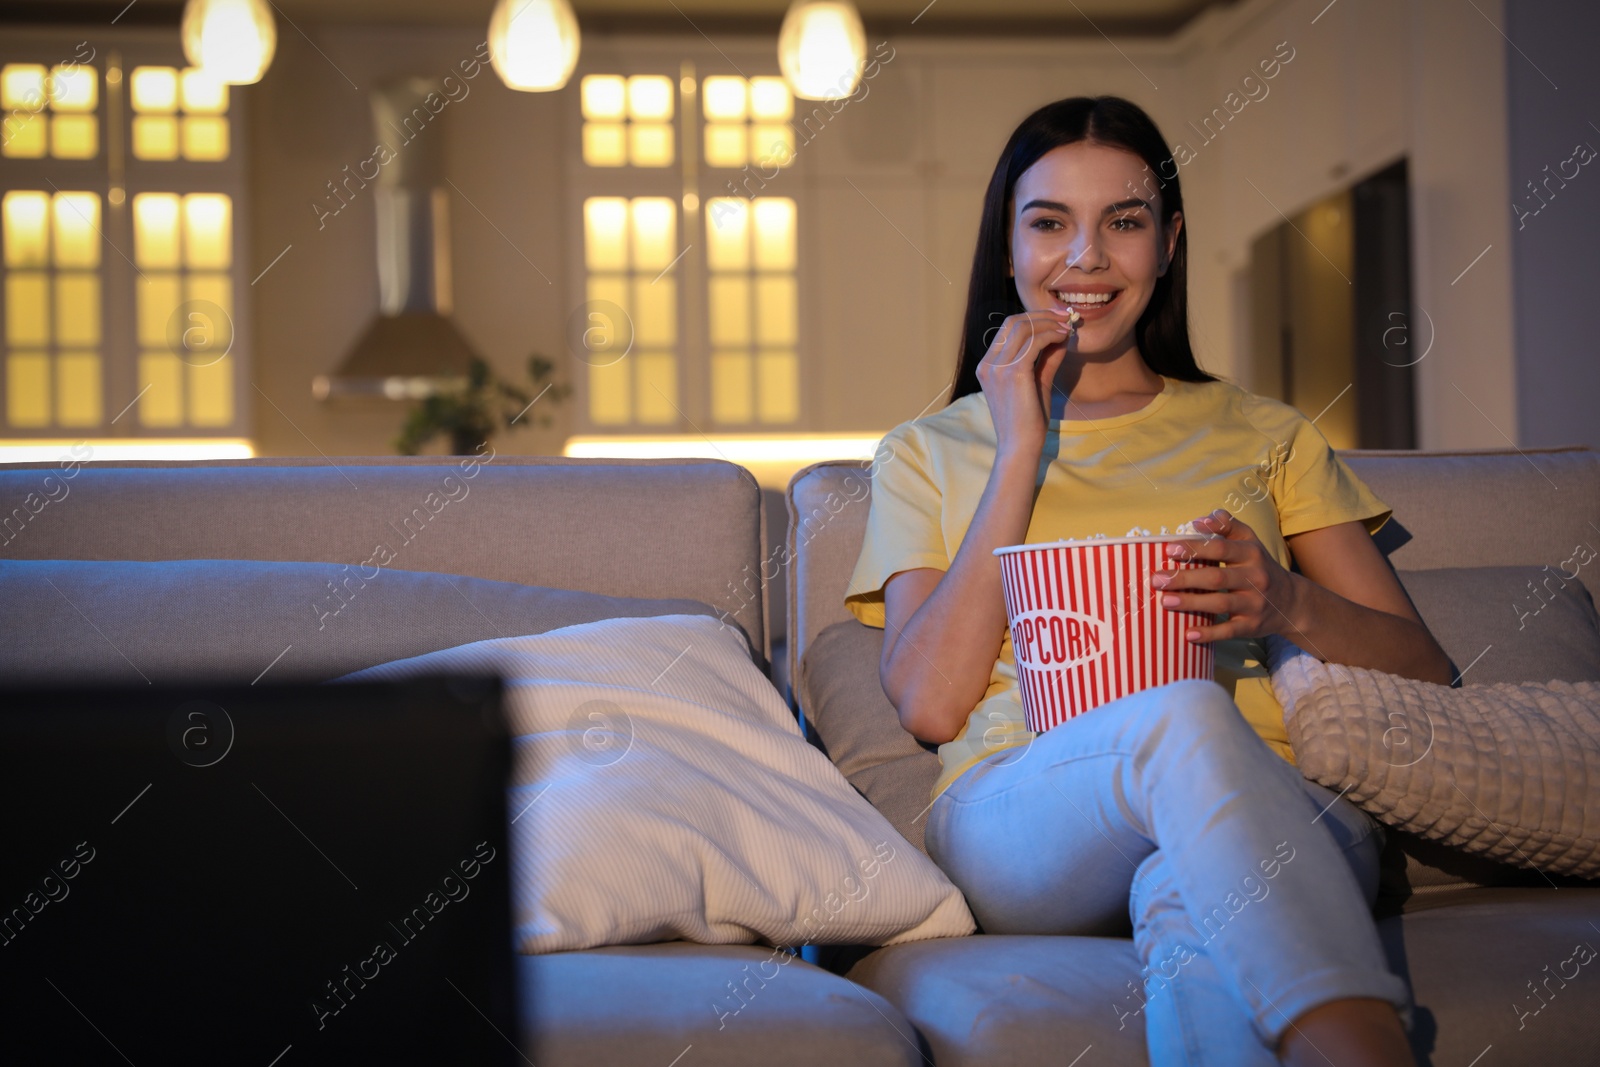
[844,96,1452,1066]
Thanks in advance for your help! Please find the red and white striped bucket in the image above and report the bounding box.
[994,537,1216,734]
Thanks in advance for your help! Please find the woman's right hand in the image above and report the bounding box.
[974,309,1077,460]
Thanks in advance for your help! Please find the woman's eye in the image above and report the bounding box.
[1032,218,1062,231]
[1110,217,1142,231]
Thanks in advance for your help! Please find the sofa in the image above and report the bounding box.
[1,447,1597,1065]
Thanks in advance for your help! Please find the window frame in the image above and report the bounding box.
[0,27,251,441]
[566,44,811,436]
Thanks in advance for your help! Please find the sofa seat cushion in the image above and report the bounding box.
[1374,886,1600,1063]
[844,888,1600,1066]
[0,558,725,685]
[520,943,924,1066]
[845,935,1148,1066]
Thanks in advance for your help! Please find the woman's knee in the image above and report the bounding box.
[1121,678,1252,755]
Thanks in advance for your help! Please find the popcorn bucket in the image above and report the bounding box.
[993,537,1217,734]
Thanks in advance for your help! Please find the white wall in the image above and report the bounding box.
[1402,0,1518,449]
[1505,0,1600,450]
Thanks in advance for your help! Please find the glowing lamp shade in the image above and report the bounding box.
[778,1,866,101]
[488,0,581,93]
[181,0,276,86]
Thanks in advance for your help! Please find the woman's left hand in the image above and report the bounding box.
[1153,509,1303,643]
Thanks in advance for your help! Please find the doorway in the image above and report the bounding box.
[1248,159,1417,450]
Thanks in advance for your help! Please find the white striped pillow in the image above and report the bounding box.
[340,613,975,953]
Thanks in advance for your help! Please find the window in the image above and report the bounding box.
[706,196,797,424]
[582,195,678,425]
[1,61,98,160]
[573,64,802,433]
[702,75,793,171]
[132,192,234,426]
[580,74,674,168]
[2,190,102,426]
[0,34,248,442]
[129,65,230,163]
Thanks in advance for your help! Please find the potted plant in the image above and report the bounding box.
[394,354,572,456]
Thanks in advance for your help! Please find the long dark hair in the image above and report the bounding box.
[949,95,1214,403]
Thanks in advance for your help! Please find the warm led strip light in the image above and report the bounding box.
[564,433,882,463]
[0,438,254,462]
[565,433,887,488]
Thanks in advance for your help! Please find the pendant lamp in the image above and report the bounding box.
[181,0,276,85]
[488,0,581,92]
[778,0,867,101]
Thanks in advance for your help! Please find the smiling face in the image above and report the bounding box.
[1008,141,1181,360]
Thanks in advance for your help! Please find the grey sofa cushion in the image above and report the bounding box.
[0,558,722,686]
[1342,449,1600,576]
[846,935,1148,1067]
[801,619,940,855]
[520,942,923,1066]
[1396,566,1600,684]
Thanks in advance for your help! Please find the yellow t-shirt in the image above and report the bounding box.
[845,376,1392,803]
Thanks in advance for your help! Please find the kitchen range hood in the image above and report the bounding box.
[313,77,481,400]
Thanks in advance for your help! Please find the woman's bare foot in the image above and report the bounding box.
[1277,997,1415,1067]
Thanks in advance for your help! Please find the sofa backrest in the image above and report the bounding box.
[787,447,1600,685]
[0,454,769,667]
